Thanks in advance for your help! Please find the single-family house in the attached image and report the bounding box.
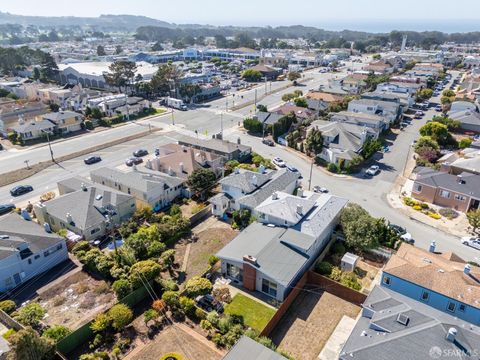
[217,191,347,301]
[273,104,316,123]
[308,120,376,165]
[305,91,344,113]
[145,143,224,179]
[348,98,402,125]
[362,90,414,110]
[210,168,299,217]
[34,177,136,241]
[330,111,387,133]
[11,116,55,141]
[411,167,480,212]
[340,285,480,360]
[449,109,480,133]
[42,110,84,134]
[223,336,285,360]
[176,135,252,162]
[376,82,420,95]
[0,212,68,294]
[381,243,480,326]
[341,74,368,94]
[363,61,394,74]
[450,101,477,114]
[90,167,185,212]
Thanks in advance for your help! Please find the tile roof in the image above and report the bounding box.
[384,243,480,309]
[306,91,344,103]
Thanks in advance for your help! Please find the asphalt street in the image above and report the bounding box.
[1,63,476,262]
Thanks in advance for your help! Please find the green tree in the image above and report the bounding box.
[432,115,461,130]
[143,309,159,326]
[115,45,123,55]
[91,313,111,333]
[242,69,262,82]
[372,54,381,60]
[257,104,268,112]
[243,118,263,133]
[129,260,162,288]
[162,291,180,309]
[459,138,472,149]
[107,304,133,331]
[151,41,164,51]
[32,67,40,80]
[416,88,433,101]
[232,209,252,229]
[467,209,480,233]
[340,204,381,251]
[415,136,439,151]
[304,128,324,155]
[0,300,16,314]
[8,327,55,360]
[282,93,296,102]
[96,45,106,56]
[151,63,183,96]
[112,279,132,299]
[287,71,301,81]
[293,97,308,107]
[419,121,450,145]
[14,302,46,327]
[186,168,216,199]
[104,60,137,92]
[361,138,382,159]
[125,224,163,260]
[42,325,71,343]
[184,276,213,297]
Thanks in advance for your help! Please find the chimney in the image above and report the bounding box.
[66,213,73,224]
[179,162,185,173]
[464,264,471,275]
[182,145,187,152]
[258,164,266,174]
[297,188,304,198]
[446,327,457,342]
[251,174,258,186]
[296,204,303,215]
[81,183,87,191]
[243,255,257,266]
[429,240,436,253]
[272,192,278,200]
[457,174,464,184]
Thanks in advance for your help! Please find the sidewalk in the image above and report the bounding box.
[387,181,470,238]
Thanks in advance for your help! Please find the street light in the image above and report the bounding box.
[171,109,175,125]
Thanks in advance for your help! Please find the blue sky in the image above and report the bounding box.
[3,0,480,32]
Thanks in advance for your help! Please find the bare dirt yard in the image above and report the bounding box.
[173,217,238,285]
[271,289,361,360]
[38,270,116,330]
[126,325,222,360]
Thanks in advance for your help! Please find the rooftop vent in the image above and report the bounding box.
[272,192,278,200]
[396,313,409,326]
[464,264,471,275]
[95,195,103,201]
[446,327,457,342]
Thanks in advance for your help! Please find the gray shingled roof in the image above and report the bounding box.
[43,110,82,123]
[13,119,54,134]
[42,184,133,230]
[238,169,300,210]
[340,286,480,360]
[0,213,63,260]
[90,167,184,193]
[216,222,313,286]
[415,169,480,199]
[223,336,286,360]
[449,109,480,127]
[177,135,251,154]
[219,169,273,194]
[310,120,365,153]
[255,191,319,224]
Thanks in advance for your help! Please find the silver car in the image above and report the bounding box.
[461,237,480,250]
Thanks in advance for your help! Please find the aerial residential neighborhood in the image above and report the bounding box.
[1,1,480,360]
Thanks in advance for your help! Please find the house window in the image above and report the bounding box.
[127,188,131,194]
[261,279,277,298]
[459,304,466,312]
[440,190,450,198]
[44,250,50,257]
[447,302,456,313]
[454,194,466,202]
[56,244,63,251]
[413,184,422,193]
[383,276,391,286]
[91,228,100,235]
[226,263,242,281]
[421,291,429,302]
[28,259,32,265]
[34,255,40,260]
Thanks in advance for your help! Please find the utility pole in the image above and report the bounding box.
[44,131,54,162]
[254,88,257,111]
[171,109,175,125]
[264,77,267,95]
[220,112,223,137]
[308,158,314,191]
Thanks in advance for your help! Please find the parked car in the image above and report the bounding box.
[84,156,102,165]
[133,149,148,157]
[461,237,480,250]
[125,157,143,167]
[10,185,33,197]
[313,185,328,193]
[389,224,414,244]
[262,139,275,146]
[435,105,443,112]
[195,294,224,313]
[414,111,423,119]
[272,157,286,168]
[0,204,15,215]
[365,165,380,176]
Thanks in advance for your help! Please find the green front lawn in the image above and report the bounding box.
[224,293,276,332]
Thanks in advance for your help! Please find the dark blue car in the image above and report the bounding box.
[10,185,33,197]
